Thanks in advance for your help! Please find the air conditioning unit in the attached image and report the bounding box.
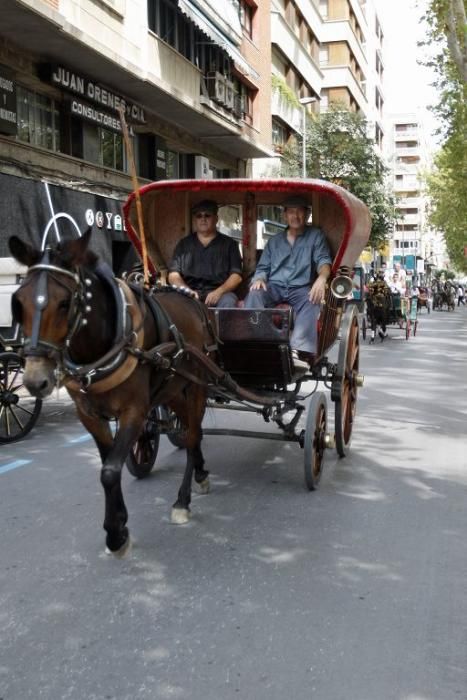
[224,80,235,110]
[206,71,226,104]
[194,155,211,179]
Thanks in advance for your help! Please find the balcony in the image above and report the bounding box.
[271,13,323,95]
[321,66,367,110]
[271,90,302,132]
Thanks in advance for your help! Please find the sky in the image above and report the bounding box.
[373,0,441,148]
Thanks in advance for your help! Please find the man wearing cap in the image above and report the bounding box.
[244,195,332,366]
[168,199,242,307]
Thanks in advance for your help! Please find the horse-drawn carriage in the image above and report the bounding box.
[417,285,431,313]
[432,280,456,311]
[0,259,42,443]
[123,179,370,483]
[363,278,418,342]
[9,178,370,554]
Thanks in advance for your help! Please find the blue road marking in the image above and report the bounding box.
[68,434,93,444]
[0,459,32,475]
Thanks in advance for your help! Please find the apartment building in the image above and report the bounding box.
[254,0,385,181]
[385,112,443,278]
[0,0,272,268]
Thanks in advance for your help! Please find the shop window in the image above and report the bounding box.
[167,150,180,179]
[80,121,126,172]
[17,86,60,152]
[101,129,124,170]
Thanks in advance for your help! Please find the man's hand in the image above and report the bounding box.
[308,276,327,304]
[250,279,267,291]
[204,288,223,306]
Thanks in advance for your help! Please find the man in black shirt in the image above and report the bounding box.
[168,200,242,307]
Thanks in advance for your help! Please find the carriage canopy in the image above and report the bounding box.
[123,178,371,280]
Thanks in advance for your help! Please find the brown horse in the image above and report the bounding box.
[9,231,214,555]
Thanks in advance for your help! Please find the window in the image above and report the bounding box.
[319,0,328,19]
[101,129,124,170]
[272,118,288,150]
[319,47,329,66]
[17,86,60,152]
[239,0,254,38]
[148,0,177,47]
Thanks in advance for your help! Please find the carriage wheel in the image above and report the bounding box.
[166,414,188,449]
[303,392,327,491]
[126,408,160,478]
[0,351,42,444]
[332,306,360,458]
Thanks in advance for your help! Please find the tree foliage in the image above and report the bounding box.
[281,105,395,249]
[421,0,467,271]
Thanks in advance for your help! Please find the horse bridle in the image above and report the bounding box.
[22,250,90,360]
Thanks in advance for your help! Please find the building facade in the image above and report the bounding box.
[385,112,445,279]
[0,0,272,267]
[253,0,385,180]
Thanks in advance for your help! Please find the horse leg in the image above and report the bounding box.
[170,387,207,524]
[77,403,147,555]
[368,306,376,343]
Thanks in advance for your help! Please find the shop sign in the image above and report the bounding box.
[0,64,17,136]
[69,98,124,134]
[0,172,129,262]
[41,64,146,124]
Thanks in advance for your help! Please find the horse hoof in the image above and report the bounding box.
[171,507,191,525]
[105,535,132,558]
[195,477,210,495]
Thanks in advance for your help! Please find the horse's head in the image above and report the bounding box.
[8,230,96,398]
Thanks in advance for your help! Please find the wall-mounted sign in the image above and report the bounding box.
[0,64,17,136]
[69,98,124,133]
[40,64,146,124]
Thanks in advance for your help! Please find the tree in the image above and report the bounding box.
[281,105,395,249]
[421,0,467,271]
[423,0,467,85]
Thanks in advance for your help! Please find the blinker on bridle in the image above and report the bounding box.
[24,249,90,358]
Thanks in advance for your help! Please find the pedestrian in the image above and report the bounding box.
[457,284,465,306]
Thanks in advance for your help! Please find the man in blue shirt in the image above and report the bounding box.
[244,195,332,366]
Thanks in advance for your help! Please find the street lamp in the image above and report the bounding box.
[299,96,316,178]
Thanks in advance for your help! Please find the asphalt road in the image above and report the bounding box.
[1,305,466,700]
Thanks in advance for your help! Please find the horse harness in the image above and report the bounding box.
[20,254,222,394]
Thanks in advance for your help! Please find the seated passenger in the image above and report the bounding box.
[243,195,332,369]
[168,200,242,307]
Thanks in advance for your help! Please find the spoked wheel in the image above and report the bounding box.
[303,392,328,491]
[332,305,361,458]
[166,414,188,449]
[126,407,160,478]
[0,351,42,444]
[361,315,367,341]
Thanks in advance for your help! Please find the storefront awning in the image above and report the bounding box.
[178,0,259,80]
